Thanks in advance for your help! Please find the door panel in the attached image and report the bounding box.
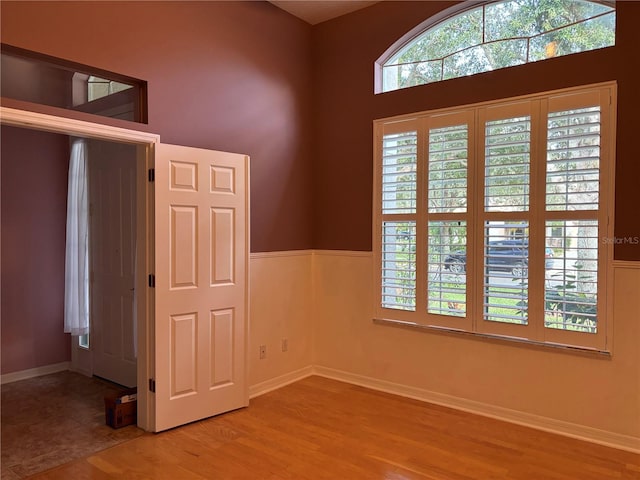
[89,140,137,388]
[210,309,234,386]
[211,208,235,284]
[155,143,248,432]
[170,206,198,288]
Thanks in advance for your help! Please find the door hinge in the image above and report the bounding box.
[148,168,155,182]
[148,274,155,288]
[149,378,156,393]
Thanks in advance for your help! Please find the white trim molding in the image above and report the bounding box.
[1,362,70,385]
[250,249,372,259]
[313,250,372,258]
[250,249,314,259]
[249,366,314,399]
[312,366,640,454]
[612,260,640,269]
[0,106,160,144]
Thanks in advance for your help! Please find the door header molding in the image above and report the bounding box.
[0,106,160,144]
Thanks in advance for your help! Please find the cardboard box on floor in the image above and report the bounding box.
[104,388,137,428]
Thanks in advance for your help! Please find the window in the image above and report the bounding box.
[87,75,133,102]
[1,43,147,123]
[79,334,90,349]
[373,83,615,351]
[377,0,615,93]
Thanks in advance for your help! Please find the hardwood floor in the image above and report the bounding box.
[24,376,640,479]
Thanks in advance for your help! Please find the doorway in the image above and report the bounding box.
[0,128,139,388]
[2,105,250,434]
[1,107,156,430]
[0,125,146,477]
[81,138,138,388]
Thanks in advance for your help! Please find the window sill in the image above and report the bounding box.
[372,318,612,358]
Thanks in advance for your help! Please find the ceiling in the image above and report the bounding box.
[269,1,379,25]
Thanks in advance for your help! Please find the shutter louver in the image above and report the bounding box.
[382,222,416,311]
[544,220,598,333]
[428,221,466,316]
[484,117,531,212]
[483,221,529,325]
[428,124,468,214]
[546,107,600,211]
[382,132,417,214]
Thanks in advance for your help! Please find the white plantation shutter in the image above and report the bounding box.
[479,106,533,334]
[544,220,598,333]
[382,131,417,214]
[382,222,416,310]
[428,124,468,214]
[543,98,604,340]
[546,107,600,211]
[428,220,467,316]
[482,221,529,325]
[484,116,531,212]
[426,118,471,323]
[374,84,613,350]
[379,130,418,312]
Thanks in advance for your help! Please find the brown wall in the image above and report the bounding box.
[0,1,314,253]
[312,1,640,259]
[1,1,637,256]
[1,126,71,374]
[0,55,72,108]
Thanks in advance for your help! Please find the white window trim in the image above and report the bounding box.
[373,82,616,353]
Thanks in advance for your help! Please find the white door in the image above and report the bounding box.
[89,140,137,388]
[154,143,249,432]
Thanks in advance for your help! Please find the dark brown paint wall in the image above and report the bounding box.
[312,1,640,259]
[1,1,314,253]
[2,1,638,259]
[1,126,71,374]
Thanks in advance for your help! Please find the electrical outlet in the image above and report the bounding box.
[259,345,266,359]
[281,338,288,352]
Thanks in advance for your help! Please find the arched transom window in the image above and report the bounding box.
[378,0,616,93]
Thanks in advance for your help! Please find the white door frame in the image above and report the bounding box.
[1,106,158,431]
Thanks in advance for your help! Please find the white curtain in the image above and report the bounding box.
[64,138,90,336]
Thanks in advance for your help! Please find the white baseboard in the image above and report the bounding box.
[249,366,314,399]
[1,362,70,385]
[313,365,640,454]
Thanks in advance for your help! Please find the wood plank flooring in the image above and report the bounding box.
[24,376,640,479]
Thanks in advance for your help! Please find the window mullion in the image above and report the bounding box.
[416,121,429,316]
[467,110,479,331]
[472,107,485,334]
[528,98,546,342]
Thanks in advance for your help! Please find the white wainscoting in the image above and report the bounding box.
[312,365,640,453]
[248,250,314,388]
[310,251,640,453]
[5,251,637,453]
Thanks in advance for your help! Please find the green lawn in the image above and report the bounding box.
[426,280,596,332]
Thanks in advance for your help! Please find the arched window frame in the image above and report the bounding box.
[375,0,616,94]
